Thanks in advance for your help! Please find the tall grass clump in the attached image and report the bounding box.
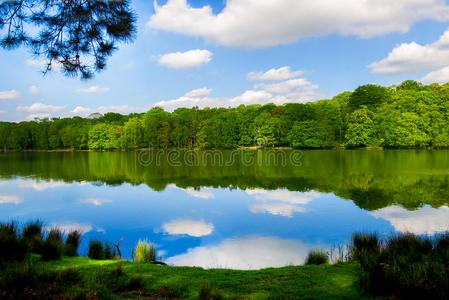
[88,239,116,260]
[41,228,64,261]
[132,239,156,263]
[352,232,449,300]
[305,250,329,265]
[88,239,105,260]
[0,222,27,265]
[22,220,44,254]
[65,230,81,256]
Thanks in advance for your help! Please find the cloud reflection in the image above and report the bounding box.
[80,198,112,206]
[44,221,104,234]
[166,236,322,270]
[19,180,68,191]
[249,203,305,217]
[370,205,449,235]
[247,189,321,217]
[0,194,22,205]
[168,184,214,199]
[162,219,214,237]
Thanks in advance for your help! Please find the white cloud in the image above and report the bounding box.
[166,236,324,269]
[76,86,110,93]
[162,219,214,237]
[369,27,449,74]
[19,180,68,191]
[184,87,212,98]
[17,102,66,113]
[0,90,20,100]
[158,49,212,69]
[24,113,50,121]
[370,205,449,235]
[26,59,63,70]
[70,104,137,117]
[249,203,305,217]
[29,86,41,96]
[0,110,7,115]
[0,194,22,205]
[420,65,449,84]
[247,66,304,81]
[80,198,112,206]
[149,0,449,49]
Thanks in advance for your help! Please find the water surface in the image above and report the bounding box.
[1,150,448,269]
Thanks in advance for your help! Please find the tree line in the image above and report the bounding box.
[1,80,449,150]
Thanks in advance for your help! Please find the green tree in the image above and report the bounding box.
[345,106,375,147]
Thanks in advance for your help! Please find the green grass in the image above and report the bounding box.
[20,256,371,299]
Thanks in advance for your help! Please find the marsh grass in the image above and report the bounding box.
[41,228,65,261]
[352,232,449,299]
[132,239,156,263]
[88,239,117,260]
[65,230,82,256]
[199,281,223,300]
[305,250,329,265]
[22,220,44,254]
[0,221,27,264]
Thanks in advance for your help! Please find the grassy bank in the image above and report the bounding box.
[1,256,370,300]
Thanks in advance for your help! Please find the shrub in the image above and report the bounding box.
[354,232,449,300]
[41,239,63,261]
[350,232,380,262]
[133,239,156,263]
[104,242,116,260]
[0,221,27,264]
[88,239,105,260]
[305,250,329,265]
[65,230,82,256]
[22,220,44,254]
[46,228,64,244]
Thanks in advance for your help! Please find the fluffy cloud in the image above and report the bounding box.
[369,28,449,74]
[166,236,323,269]
[184,87,212,98]
[370,205,449,235]
[420,65,449,84]
[0,194,22,205]
[70,104,137,117]
[0,90,20,100]
[80,198,112,206]
[149,0,449,48]
[158,49,212,69]
[29,86,41,96]
[247,66,304,81]
[17,102,66,113]
[76,86,110,93]
[162,219,214,237]
[24,113,51,121]
[0,110,7,115]
[249,203,305,217]
[19,180,68,191]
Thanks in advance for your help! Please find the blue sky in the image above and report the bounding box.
[2,0,449,121]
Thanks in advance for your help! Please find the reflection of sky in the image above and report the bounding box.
[0,178,445,269]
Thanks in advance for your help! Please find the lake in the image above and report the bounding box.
[1,149,448,269]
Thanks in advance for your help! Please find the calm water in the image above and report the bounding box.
[1,149,449,269]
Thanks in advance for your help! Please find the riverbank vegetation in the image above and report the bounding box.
[1,220,448,299]
[1,80,449,150]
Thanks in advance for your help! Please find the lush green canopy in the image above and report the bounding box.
[2,81,449,150]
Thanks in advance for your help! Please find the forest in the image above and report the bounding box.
[1,80,449,150]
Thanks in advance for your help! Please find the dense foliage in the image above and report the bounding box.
[1,81,449,150]
[352,232,449,300]
[0,0,136,79]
